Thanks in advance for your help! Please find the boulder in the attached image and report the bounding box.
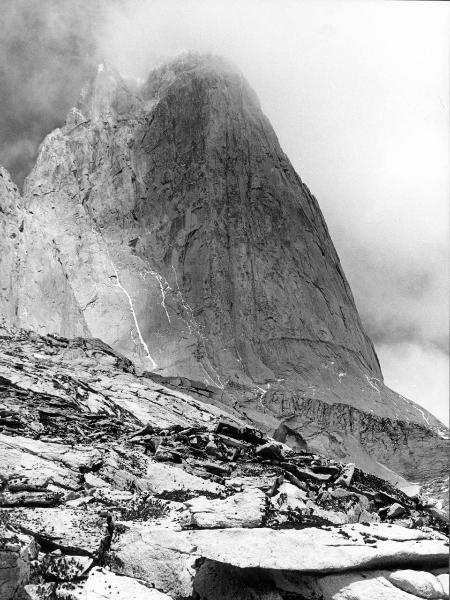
[3,508,105,555]
[23,583,56,600]
[100,454,224,496]
[0,438,83,492]
[80,567,173,599]
[0,528,38,600]
[358,508,380,523]
[255,442,285,461]
[385,503,406,519]
[335,463,355,487]
[186,488,266,528]
[112,523,448,584]
[319,571,427,600]
[387,569,447,599]
[41,552,92,581]
[143,461,224,496]
[271,481,308,511]
[110,528,199,598]
[437,573,449,599]
[0,434,102,472]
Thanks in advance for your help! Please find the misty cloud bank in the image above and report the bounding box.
[0,0,100,186]
[0,0,448,423]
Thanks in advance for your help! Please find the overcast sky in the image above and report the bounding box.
[1,0,448,424]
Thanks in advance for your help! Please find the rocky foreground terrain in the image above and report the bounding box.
[0,326,448,599]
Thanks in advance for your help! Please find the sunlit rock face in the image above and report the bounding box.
[15,55,380,381]
[0,167,22,325]
[0,54,447,486]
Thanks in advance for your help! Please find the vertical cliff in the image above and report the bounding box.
[0,167,21,324]
[17,56,380,381]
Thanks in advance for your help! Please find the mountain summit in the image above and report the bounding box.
[0,54,447,488]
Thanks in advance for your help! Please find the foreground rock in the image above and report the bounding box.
[186,488,265,528]
[111,523,448,579]
[387,569,449,598]
[318,569,449,600]
[110,523,449,599]
[0,529,38,600]
[0,331,447,599]
[46,567,173,600]
[194,565,450,600]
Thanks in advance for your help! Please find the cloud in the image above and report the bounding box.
[0,0,103,188]
[377,342,449,426]
[346,246,448,353]
[0,138,38,191]
[0,0,447,422]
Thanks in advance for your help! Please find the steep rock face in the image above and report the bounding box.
[238,393,449,487]
[0,167,21,324]
[1,54,447,487]
[0,166,89,340]
[18,55,380,384]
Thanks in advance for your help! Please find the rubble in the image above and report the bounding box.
[0,328,448,599]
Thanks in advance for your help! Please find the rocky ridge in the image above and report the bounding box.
[0,327,448,599]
